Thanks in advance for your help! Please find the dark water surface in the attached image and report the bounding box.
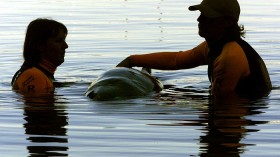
[0,0,280,156]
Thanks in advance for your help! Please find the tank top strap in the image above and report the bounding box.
[235,38,272,97]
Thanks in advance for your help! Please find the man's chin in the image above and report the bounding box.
[198,31,205,38]
[56,60,64,66]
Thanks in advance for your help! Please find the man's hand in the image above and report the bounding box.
[116,56,132,67]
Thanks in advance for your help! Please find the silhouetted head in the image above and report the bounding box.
[189,0,244,42]
[23,18,68,66]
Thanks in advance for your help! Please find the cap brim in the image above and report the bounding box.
[188,5,199,11]
[188,4,223,18]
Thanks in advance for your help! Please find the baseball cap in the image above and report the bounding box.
[189,0,240,21]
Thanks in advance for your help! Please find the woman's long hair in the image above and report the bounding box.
[224,16,246,41]
[23,18,68,66]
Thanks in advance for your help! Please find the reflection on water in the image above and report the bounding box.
[199,98,268,156]
[22,93,68,156]
[135,85,270,156]
[12,89,271,156]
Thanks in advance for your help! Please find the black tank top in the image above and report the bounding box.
[208,38,272,98]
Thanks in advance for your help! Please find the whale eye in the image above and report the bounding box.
[87,91,97,99]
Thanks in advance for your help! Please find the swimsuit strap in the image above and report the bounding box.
[207,40,227,82]
[34,65,55,81]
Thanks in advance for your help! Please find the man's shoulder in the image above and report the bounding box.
[222,41,245,58]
